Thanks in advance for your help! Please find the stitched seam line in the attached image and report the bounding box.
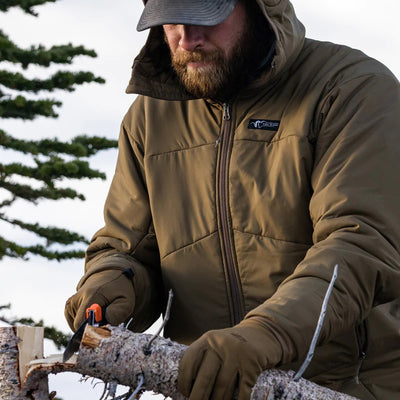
[146,142,216,158]
[232,228,312,246]
[326,71,397,97]
[235,134,304,145]
[122,119,143,149]
[128,231,150,257]
[161,230,218,260]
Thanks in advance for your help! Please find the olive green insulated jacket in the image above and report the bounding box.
[78,0,400,398]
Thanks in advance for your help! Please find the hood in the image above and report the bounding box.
[126,0,305,100]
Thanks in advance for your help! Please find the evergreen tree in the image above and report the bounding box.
[0,0,118,261]
[0,304,69,349]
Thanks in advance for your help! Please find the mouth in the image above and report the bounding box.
[187,60,213,69]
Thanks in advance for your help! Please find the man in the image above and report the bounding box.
[65,0,400,399]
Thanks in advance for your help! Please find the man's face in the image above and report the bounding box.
[163,1,250,100]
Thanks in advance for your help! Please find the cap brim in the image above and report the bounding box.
[137,0,239,32]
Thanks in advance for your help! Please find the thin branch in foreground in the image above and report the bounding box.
[144,289,173,355]
[294,264,339,381]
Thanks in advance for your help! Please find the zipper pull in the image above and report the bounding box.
[354,319,369,384]
[355,351,366,384]
[223,103,231,121]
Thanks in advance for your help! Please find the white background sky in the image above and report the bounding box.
[0,0,399,399]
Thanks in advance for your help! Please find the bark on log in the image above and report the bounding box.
[1,325,360,400]
[30,325,359,400]
[0,326,49,400]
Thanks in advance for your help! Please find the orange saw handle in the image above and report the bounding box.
[86,303,104,326]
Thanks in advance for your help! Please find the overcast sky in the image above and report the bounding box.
[0,0,399,398]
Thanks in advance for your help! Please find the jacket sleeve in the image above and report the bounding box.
[78,97,163,332]
[246,71,400,364]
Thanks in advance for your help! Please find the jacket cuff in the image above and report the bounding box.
[240,317,283,365]
[78,251,161,331]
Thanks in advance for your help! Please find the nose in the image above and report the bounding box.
[178,25,205,52]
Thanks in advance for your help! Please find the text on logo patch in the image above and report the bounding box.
[248,119,280,131]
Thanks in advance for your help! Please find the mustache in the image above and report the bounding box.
[172,49,223,67]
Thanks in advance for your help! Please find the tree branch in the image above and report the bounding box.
[22,325,360,400]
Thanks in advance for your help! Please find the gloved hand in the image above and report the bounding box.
[64,269,135,331]
[178,319,283,400]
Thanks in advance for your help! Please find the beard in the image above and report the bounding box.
[168,6,272,101]
[165,1,275,101]
[171,40,248,101]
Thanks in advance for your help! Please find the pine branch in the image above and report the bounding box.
[0,70,105,93]
[0,215,89,245]
[0,180,85,203]
[71,135,119,155]
[0,306,71,350]
[0,93,61,119]
[0,195,16,208]
[2,157,106,185]
[0,236,85,260]
[0,30,97,69]
[0,130,117,157]
[35,156,107,181]
[0,0,58,16]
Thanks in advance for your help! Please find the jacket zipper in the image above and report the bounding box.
[218,102,244,325]
[355,319,369,384]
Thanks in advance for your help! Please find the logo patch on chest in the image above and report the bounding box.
[248,119,280,131]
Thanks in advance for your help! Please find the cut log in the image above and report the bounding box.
[29,325,359,400]
[17,326,44,386]
[0,326,49,400]
[1,325,360,400]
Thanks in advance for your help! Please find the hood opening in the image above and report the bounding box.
[127,0,305,101]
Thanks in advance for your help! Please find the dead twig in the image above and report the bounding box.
[293,264,339,381]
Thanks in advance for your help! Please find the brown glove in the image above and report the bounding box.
[178,319,283,400]
[64,269,135,331]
